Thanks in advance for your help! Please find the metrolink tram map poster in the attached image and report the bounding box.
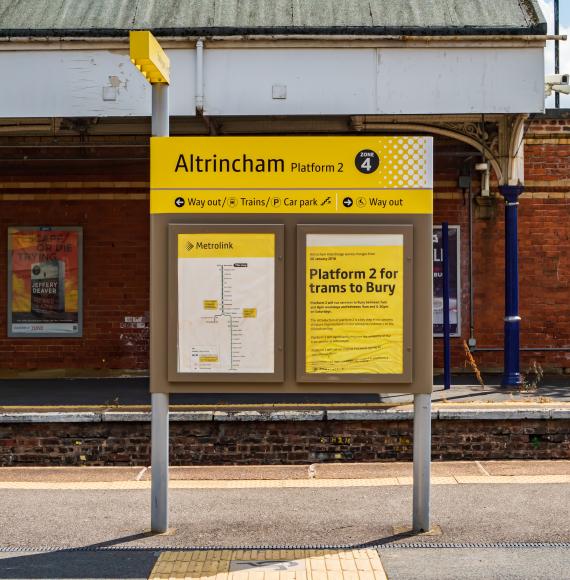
[176,232,276,375]
[8,227,82,337]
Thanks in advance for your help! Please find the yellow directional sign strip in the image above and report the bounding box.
[151,189,432,214]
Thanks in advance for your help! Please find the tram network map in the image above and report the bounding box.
[177,233,275,374]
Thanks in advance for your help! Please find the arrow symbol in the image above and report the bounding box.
[343,197,353,208]
[175,197,185,208]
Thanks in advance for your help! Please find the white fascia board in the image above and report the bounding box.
[375,48,545,115]
[0,45,543,118]
[205,47,545,115]
[0,49,196,117]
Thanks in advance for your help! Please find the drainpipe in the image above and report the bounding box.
[467,166,475,346]
[500,185,524,386]
[554,0,560,109]
[196,37,204,114]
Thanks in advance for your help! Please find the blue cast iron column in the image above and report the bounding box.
[500,185,524,387]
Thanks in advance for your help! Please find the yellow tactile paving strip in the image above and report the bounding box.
[0,475,570,490]
[148,549,387,580]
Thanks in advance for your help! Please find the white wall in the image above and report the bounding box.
[0,46,544,117]
[0,49,196,117]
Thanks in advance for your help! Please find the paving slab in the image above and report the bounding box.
[379,548,570,580]
[314,462,481,479]
[0,550,156,580]
[480,460,570,476]
[3,461,566,483]
[0,466,143,482]
[149,548,387,580]
[142,465,311,481]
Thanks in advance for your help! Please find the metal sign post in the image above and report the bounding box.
[150,83,170,533]
[413,393,432,532]
[129,31,171,533]
[150,136,435,534]
[132,31,434,534]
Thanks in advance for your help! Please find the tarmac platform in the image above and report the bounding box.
[0,373,569,409]
[0,461,569,579]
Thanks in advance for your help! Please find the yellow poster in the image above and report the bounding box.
[305,234,404,375]
[9,227,82,336]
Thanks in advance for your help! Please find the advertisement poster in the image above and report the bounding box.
[305,233,404,375]
[8,227,82,337]
[177,233,275,374]
[433,226,461,336]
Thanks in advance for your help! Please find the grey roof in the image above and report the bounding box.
[0,0,547,37]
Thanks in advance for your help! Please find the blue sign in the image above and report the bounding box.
[433,226,461,336]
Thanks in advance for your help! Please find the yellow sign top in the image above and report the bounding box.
[151,136,433,215]
[129,31,170,84]
[177,233,275,259]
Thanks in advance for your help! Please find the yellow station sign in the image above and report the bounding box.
[150,136,433,215]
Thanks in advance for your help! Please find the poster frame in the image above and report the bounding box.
[7,226,83,338]
[167,223,285,383]
[296,224,414,384]
[433,225,461,337]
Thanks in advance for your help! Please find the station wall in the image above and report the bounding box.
[0,116,569,377]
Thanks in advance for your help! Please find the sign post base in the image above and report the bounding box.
[412,392,432,533]
[151,392,169,533]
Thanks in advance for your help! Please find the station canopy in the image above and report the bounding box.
[0,0,547,185]
[0,0,546,37]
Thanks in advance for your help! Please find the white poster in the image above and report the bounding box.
[177,233,275,374]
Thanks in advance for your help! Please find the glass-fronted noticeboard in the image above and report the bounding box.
[297,224,413,384]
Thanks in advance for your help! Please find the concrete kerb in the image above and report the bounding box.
[0,412,102,423]
[0,407,569,423]
[436,408,554,420]
[327,409,416,421]
[213,410,326,421]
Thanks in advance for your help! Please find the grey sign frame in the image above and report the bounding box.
[151,212,433,395]
[296,224,413,384]
[167,223,285,383]
[7,226,83,338]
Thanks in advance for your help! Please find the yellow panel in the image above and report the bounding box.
[148,548,388,580]
[129,31,170,85]
[306,241,404,375]
[177,233,275,258]
[150,136,433,214]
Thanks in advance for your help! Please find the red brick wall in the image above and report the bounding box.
[432,119,570,374]
[434,197,570,372]
[1,117,569,376]
[0,419,568,466]
[0,201,150,374]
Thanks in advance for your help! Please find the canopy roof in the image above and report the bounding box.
[0,0,546,37]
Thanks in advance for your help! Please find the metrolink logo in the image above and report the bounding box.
[185,240,234,251]
[174,153,285,174]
